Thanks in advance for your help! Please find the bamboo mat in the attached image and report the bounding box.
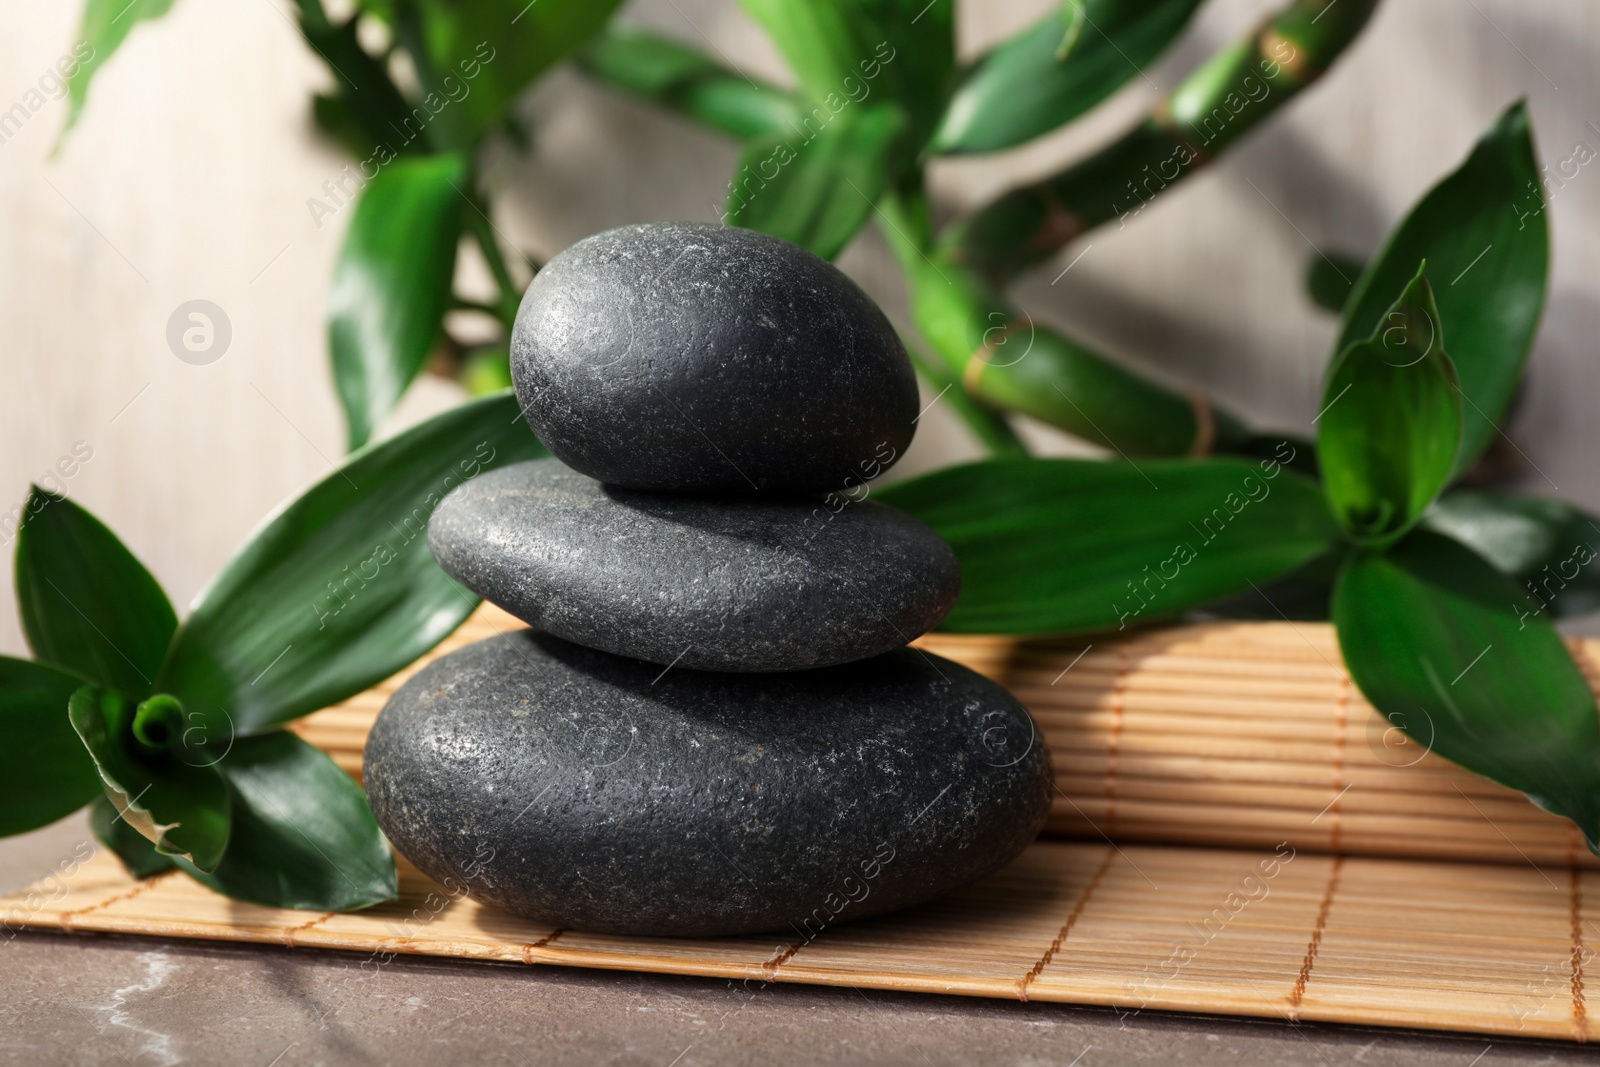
[4,837,1594,1041]
[10,605,1600,1042]
[295,605,1600,869]
[923,623,1600,870]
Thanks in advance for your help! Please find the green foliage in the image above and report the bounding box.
[0,657,102,836]
[329,153,468,449]
[879,455,1338,633]
[295,0,417,157]
[157,391,548,737]
[61,0,176,138]
[1337,102,1548,477]
[942,0,1380,283]
[727,103,905,259]
[5,399,548,907]
[1305,251,1366,313]
[89,795,176,879]
[460,346,515,396]
[734,0,863,104]
[68,686,232,871]
[16,488,175,699]
[737,0,952,149]
[1318,267,1462,545]
[1424,491,1600,619]
[177,731,396,910]
[875,93,1587,840]
[401,0,626,148]
[581,28,802,139]
[1335,533,1600,848]
[931,0,1205,155]
[846,0,956,149]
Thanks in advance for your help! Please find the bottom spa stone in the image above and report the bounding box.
[363,630,1052,937]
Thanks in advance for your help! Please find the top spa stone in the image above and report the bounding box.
[510,222,919,494]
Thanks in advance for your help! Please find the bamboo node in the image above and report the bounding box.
[1260,27,1313,81]
[963,321,1022,396]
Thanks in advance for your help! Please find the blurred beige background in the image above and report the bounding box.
[2,0,1597,655]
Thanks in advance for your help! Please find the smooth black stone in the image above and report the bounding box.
[364,630,1053,938]
[510,221,919,494]
[428,459,961,673]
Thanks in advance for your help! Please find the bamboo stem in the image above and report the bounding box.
[897,235,1251,456]
[902,338,1030,457]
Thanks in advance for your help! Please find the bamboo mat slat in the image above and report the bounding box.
[5,841,1595,1042]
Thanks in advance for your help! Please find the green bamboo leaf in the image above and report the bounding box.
[1334,531,1600,848]
[330,152,467,450]
[737,0,952,148]
[737,0,875,99]
[295,0,416,157]
[176,731,395,911]
[580,28,801,140]
[931,0,1204,155]
[61,0,176,140]
[1319,267,1462,546]
[1337,101,1548,477]
[0,657,101,837]
[1424,490,1600,620]
[878,455,1339,633]
[15,488,176,699]
[88,794,175,879]
[310,93,373,159]
[857,0,956,148]
[728,103,905,260]
[156,391,548,737]
[68,686,231,871]
[402,0,626,147]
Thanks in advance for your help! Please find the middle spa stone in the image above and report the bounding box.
[429,458,962,672]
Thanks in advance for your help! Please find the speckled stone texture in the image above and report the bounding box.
[428,459,961,672]
[510,221,919,494]
[364,630,1051,937]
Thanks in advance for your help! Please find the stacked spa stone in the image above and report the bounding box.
[364,223,1052,938]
